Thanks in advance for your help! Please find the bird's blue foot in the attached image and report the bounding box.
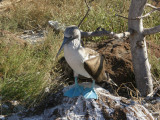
[64,84,84,98]
[64,77,84,98]
[82,80,98,99]
[82,88,98,99]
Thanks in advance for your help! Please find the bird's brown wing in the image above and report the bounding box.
[84,48,107,82]
[84,48,99,58]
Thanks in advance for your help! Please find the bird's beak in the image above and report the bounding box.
[56,37,70,58]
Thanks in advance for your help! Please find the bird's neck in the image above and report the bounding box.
[68,38,82,49]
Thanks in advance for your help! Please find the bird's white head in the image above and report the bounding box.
[64,25,81,39]
[56,26,81,57]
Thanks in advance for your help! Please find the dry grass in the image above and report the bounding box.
[0,28,65,108]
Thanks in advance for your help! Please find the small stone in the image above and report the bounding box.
[0,115,5,120]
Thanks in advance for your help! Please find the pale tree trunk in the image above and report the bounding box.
[128,0,153,96]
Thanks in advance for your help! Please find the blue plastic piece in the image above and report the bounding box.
[82,80,98,99]
[64,77,84,98]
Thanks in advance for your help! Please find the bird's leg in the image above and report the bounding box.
[75,76,78,87]
[91,80,95,88]
[74,77,84,92]
[82,80,98,99]
[64,77,84,98]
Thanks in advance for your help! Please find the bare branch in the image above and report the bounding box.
[115,14,135,20]
[78,0,93,28]
[137,4,160,19]
[143,25,160,35]
[116,3,160,20]
[135,3,160,19]
[81,29,131,39]
[116,9,157,20]
[48,20,131,39]
[137,9,156,19]
[115,14,148,20]
[49,0,94,29]
[146,3,160,11]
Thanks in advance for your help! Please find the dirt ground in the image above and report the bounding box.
[86,38,160,84]
[86,38,134,86]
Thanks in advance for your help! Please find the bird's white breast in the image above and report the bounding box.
[64,43,91,78]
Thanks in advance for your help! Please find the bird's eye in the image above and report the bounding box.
[69,36,73,39]
[64,36,72,39]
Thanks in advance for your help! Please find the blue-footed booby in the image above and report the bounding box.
[56,26,115,99]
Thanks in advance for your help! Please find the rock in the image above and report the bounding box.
[0,115,5,120]
[19,30,45,44]
[6,83,154,120]
[144,86,160,119]
[0,100,25,115]
[1,102,12,115]
[48,20,65,32]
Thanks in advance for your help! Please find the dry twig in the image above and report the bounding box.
[116,82,141,100]
[146,3,160,11]
[115,14,137,20]
[78,0,94,28]
[115,3,160,20]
